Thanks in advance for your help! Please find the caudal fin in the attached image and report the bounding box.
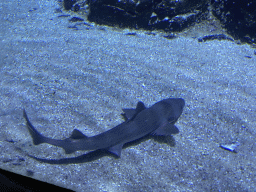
[23,109,47,145]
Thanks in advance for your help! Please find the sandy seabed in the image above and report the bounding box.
[0,0,255,191]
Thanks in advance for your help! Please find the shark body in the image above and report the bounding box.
[23,98,185,157]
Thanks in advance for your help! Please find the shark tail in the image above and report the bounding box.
[23,109,47,145]
[23,110,88,154]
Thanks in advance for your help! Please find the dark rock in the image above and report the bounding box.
[63,0,77,10]
[87,0,207,31]
[163,34,176,39]
[60,0,255,44]
[73,4,80,12]
[148,0,208,31]
[58,14,70,18]
[87,0,141,28]
[125,32,137,36]
[212,0,256,44]
[145,32,156,36]
[83,22,91,27]
[68,25,79,30]
[69,17,84,22]
[198,34,234,42]
[5,139,15,143]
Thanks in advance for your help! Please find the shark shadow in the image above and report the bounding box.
[26,134,176,164]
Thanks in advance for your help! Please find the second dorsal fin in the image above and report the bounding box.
[70,129,88,139]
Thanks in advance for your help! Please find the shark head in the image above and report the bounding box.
[160,98,185,124]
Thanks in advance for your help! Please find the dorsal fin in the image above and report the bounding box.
[70,129,88,139]
[135,101,146,112]
[122,101,146,120]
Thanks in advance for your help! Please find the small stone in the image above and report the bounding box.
[220,142,240,153]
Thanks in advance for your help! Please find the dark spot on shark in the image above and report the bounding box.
[23,98,185,160]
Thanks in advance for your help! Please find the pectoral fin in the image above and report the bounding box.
[107,143,124,157]
[151,123,179,136]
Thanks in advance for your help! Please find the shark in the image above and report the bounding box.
[23,98,185,157]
